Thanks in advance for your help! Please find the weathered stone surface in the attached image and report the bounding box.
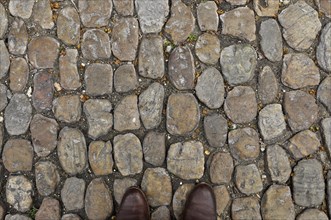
[164,1,195,43]
[88,141,113,175]
[113,178,137,204]
[5,94,32,135]
[5,214,31,220]
[259,19,282,62]
[0,123,3,152]
[209,152,234,184]
[328,171,331,215]
[172,184,194,220]
[6,175,33,212]
[59,48,81,90]
[168,46,195,90]
[235,164,263,195]
[61,214,81,220]
[113,0,134,16]
[195,33,220,65]
[57,127,87,175]
[204,114,228,148]
[61,177,85,211]
[228,128,260,161]
[220,44,257,85]
[151,206,170,220]
[28,37,59,69]
[0,83,7,111]
[3,139,33,172]
[278,1,321,51]
[8,18,28,55]
[141,168,172,207]
[57,6,80,45]
[258,66,278,105]
[32,0,54,29]
[166,93,200,135]
[167,141,204,180]
[226,0,248,5]
[318,76,331,112]
[258,104,287,142]
[9,0,34,19]
[321,118,331,157]
[318,0,331,18]
[35,161,59,196]
[81,29,111,60]
[284,90,318,132]
[0,204,4,220]
[220,7,256,41]
[288,130,320,159]
[53,95,81,123]
[261,185,295,220]
[138,35,164,79]
[197,1,218,31]
[113,133,143,176]
[253,0,279,16]
[317,22,331,72]
[35,198,60,220]
[297,209,328,220]
[266,145,291,183]
[214,185,230,216]
[143,131,166,166]
[282,53,320,89]
[78,0,112,27]
[139,82,164,129]
[224,86,257,124]
[32,71,53,112]
[114,95,140,132]
[85,63,112,96]
[114,64,138,93]
[0,40,10,79]
[293,159,325,207]
[0,3,8,39]
[9,57,29,92]
[232,197,262,220]
[85,178,113,220]
[112,17,139,61]
[83,99,112,139]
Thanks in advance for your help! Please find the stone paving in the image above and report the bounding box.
[0,0,330,219]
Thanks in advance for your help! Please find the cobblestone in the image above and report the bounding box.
[8,18,28,55]
[61,177,85,211]
[35,161,59,196]
[231,196,262,220]
[9,57,29,93]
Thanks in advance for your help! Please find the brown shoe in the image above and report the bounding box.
[117,187,150,220]
[183,183,217,220]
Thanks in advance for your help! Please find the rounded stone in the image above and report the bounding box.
[61,177,86,211]
[209,152,234,184]
[6,175,33,212]
[9,0,35,19]
[253,0,279,16]
[0,3,8,39]
[172,184,194,220]
[32,0,54,30]
[113,0,134,16]
[232,197,262,220]
[57,6,81,45]
[151,206,171,220]
[288,130,320,160]
[195,33,220,65]
[84,63,113,96]
[32,71,54,112]
[114,64,138,93]
[35,198,60,220]
[297,209,329,220]
[317,22,331,72]
[81,29,111,60]
[59,49,81,90]
[235,164,263,195]
[35,161,60,196]
[114,95,141,132]
[214,185,230,216]
[0,83,8,111]
[0,40,10,79]
[266,145,291,183]
[8,18,28,55]
[258,66,278,105]
[317,76,331,113]
[9,57,29,93]
[61,214,81,220]
[52,95,81,123]
[78,0,112,27]
[197,1,219,31]
[113,178,137,205]
[88,141,113,176]
[203,114,228,148]
[143,131,166,166]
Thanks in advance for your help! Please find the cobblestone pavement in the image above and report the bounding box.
[0,0,330,219]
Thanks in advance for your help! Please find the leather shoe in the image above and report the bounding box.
[117,187,150,220]
[183,183,217,220]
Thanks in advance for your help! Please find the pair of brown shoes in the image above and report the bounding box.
[116,183,217,220]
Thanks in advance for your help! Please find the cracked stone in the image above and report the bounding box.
[114,95,141,132]
[113,0,134,16]
[113,178,137,205]
[61,177,85,211]
[9,0,34,19]
[253,0,279,16]
[172,184,194,220]
[197,1,218,31]
[59,48,81,90]
[57,6,80,45]
[0,3,8,39]
[35,161,59,196]
[287,130,320,160]
[151,206,170,220]
[88,141,113,176]
[317,22,331,72]
[8,18,28,55]
[321,118,331,157]
[235,164,263,195]
[232,196,262,220]
[214,185,230,216]
[297,209,328,220]
[32,71,54,112]
[85,63,113,96]
[259,19,282,62]
[318,76,331,113]
[0,83,8,111]
[143,131,166,166]
[258,66,278,105]
[53,95,81,123]
[81,29,111,60]
[6,175,33,212]
[209,152,234,184]
[204,114,227,148]
[0,40,10,79]
[35,198,60,220]
[114,64,138,93]
[78,0,112,27]
[266,145,291,183]
[9,57,29,93]
[32,0,54,29]
[195,33,220,65]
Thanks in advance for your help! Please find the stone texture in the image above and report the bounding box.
[85,63,112,96]
[61,177,85,211]
[220,44,257,85]
[2,139,33,172]
[32,0,54,29]
[85,178,113,220]
[231,197,262,220]
[9,57,29,92]
[288,130,320,159]
[226,0,249,5]
[5,214,31,220]
[53,95,81,123]
[88,141,113,175]
[8,18,28,55]
[253,0,279,16]
[57,127,87,175]
[164,1,195,43]
[135,0,169,33]
[328,171,331,215]
[0,83,7,111]
[139,82,164,129]
[83,99,113,139]
[297,209,328,220]
[293,159,325,207]
[172,184,194,220]
[258,66,278,105]
[59,48,81,90]
[141,168,172,207]
[5,94,32,135]
[0,123,3,152]
[61,214,81,220]
[114,64,138,93]
[197,1,218,31]
[228,128,260,161]
[321,118,331,157]
[167,141,204,180]
[0,40,10,79]
[166,93,200,135]
[113,178,137,205]
[214,185,230,216]
[282,53,320,89]
[35,161,60,196]
[114,95,140,132]
[78,0,112,27]
[266,145,291,183]
[35,198,60,220]
[284,90,318,132]
[278,1,321,51]
[318,76,331,112]
[138,35,164,79]
[32,71,53,112]
[259,19,282,62]
[112,17,139,61]
[151,206,171,220]
[9,0,34,19]
[317,22,331,72]
[235,164,263,195]
[168,46,195,90]
[209,152,234,184]
[0,3,8,39]
[220,7,256,41]
[204,114,228,148]
[6,175,33,212]
[195,33,220,65]
[81,29,111,60]
[113,0,134,16]
[143,131,166,166]
[318,0,331,18]
[224,86,257,124]
[113,133,143,176]
[57,6,80,45]
[261,185,295,220]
